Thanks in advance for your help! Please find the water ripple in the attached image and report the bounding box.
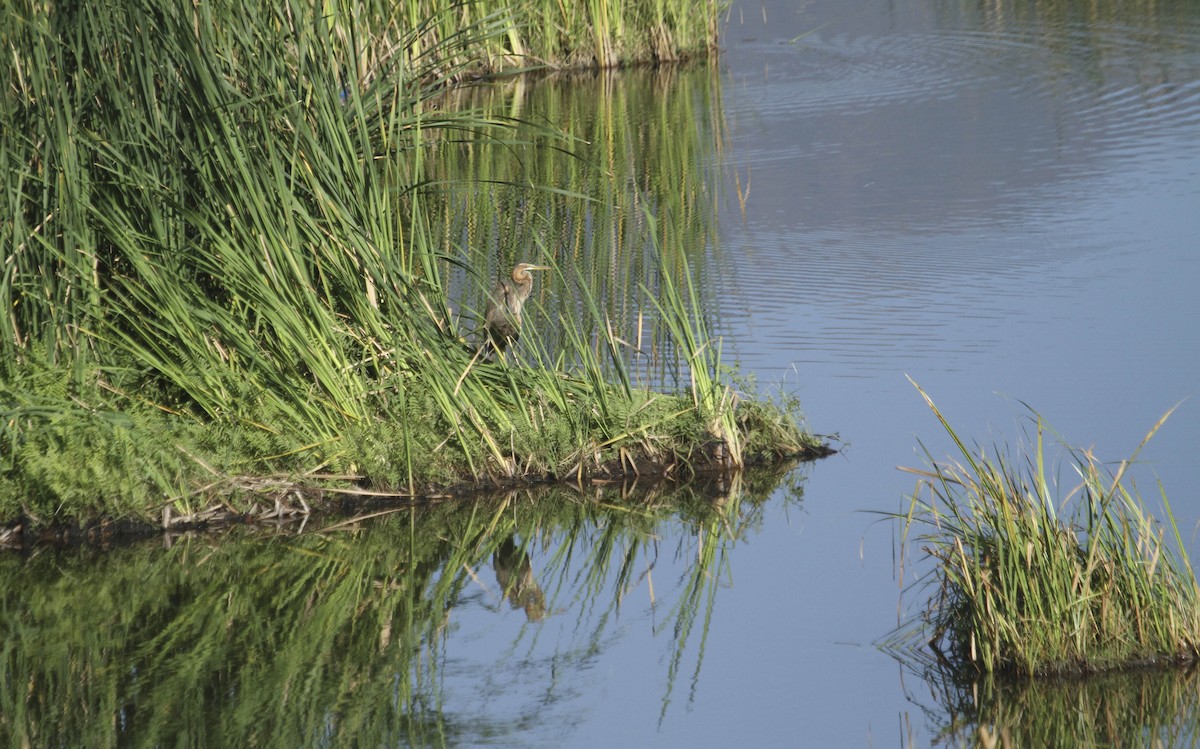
[712,9,1200,378]
[726,19,1200,153]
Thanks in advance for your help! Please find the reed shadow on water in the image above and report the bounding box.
[0,470,809,747]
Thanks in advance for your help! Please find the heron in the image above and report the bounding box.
[480,262,551,357]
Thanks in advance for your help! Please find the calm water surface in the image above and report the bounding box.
[6,1,1200,746]
[444,1,1200,744]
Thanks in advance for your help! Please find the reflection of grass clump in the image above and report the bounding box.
[892,382,1199,677]
[927,667,1200,749]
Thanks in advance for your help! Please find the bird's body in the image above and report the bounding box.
[480,263,550,357]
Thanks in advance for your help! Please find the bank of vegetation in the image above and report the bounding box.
[0,1,824,534]
[391,0,723,70]
[890,383,1199,678]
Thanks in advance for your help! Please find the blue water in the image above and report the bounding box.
[436,1,1200,745]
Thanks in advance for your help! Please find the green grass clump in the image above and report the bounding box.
[892,381,1200,677]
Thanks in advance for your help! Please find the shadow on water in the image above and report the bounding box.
[893,658,1200,747]
[0,467,805,747]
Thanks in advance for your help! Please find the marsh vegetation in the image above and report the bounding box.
[890,384,1200,678]
[0,0,824,532]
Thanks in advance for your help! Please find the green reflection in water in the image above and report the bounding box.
[903,666,1200,747]
[0,468,804,747]
[424,65,728,387]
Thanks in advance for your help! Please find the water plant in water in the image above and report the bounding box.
[889,381,1199,677]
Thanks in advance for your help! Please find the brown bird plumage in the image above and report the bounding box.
[481,263,550,356]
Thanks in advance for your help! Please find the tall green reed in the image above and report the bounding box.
[1,0,807,524]
[426,66,728,389]
[307,0,721,75]
[890,381,1199,677]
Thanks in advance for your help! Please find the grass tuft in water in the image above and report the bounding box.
[889,380,1200,677]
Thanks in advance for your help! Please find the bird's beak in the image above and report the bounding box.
[527,265,552,271]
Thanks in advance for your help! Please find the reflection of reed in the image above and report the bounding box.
[975,0,1185,30]
[493,535,547,621]
[0,468,808,747]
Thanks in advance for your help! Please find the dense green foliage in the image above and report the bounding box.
[0,1,815,526]
[891,384,1200,676]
